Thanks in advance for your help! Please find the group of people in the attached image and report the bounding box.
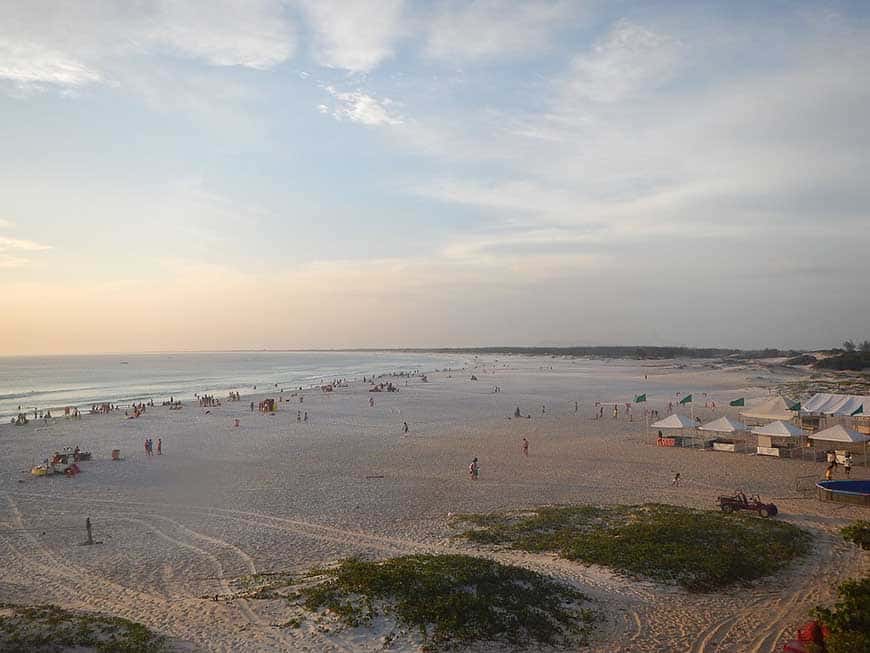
[143,437,162,456]
[825,451,853,480]
[197,394,221,407]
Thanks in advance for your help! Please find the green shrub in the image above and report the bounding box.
[297,554,594,650]
[0,603,168,652]
[455,504,811,592]
[813,578,870,653]
[840,521,870,550]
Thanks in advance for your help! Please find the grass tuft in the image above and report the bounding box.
[296,554,594,650]
[0,603,168,652]
[454,504,811,592]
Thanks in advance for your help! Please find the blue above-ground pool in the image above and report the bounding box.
[816,480,870,506]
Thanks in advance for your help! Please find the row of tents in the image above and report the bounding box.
[650,393,870,462]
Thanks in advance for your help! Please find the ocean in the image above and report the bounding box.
[0,351,464,418]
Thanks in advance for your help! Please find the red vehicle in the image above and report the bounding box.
[717,491,778,518]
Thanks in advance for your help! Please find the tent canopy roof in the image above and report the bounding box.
[808,424,870,444]
[698,416,747,433]
[652,414,696,429]
[751,420,806,438]
[802,393,870,416]
[740,396,797,421]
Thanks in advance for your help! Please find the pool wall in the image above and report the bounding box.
[816,480,870,506]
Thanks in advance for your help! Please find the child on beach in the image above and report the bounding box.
[671,472,680,487]
[522,438,528,456]
[468,457,480,480]
[844,452,852,478]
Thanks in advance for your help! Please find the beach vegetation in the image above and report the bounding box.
[453,504,811,592]
[840,521,870,550]
[295,554,594,650]
[0,603,168,652]
[812,577,870,653]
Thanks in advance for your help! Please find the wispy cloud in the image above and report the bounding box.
[562,19,680,103]
[0,1,296,94]
[0,235,51,269]
[299,0,405,72]
[0,38,101,90]
[425,0,578,62]
[321,86,404,126]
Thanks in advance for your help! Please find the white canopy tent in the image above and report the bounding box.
[802,393,869,416]
[751,420,806,437]
[699,416,748,452]
[809,424,869,465]
[751,420,807,458]
[652,414,697,429]
[699,416,747,433]
[808,424,870,444]
[651,413,698,447]
[740,397,797,422]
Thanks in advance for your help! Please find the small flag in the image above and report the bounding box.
[852,405,865,416]
[729,398,745,407]
[634,394,646,403]
[789,401,801,411]
[679,394,693,405]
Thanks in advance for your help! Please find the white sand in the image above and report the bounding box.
[1,356,867,652]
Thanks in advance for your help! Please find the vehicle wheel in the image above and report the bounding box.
[759,507,770,518]
[721,504,734,513]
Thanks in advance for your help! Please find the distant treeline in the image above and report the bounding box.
[387,346,803,360]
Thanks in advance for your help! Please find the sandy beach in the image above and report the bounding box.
[1,356,867,652]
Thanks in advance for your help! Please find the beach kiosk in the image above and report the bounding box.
[808,424,870,466]
[751,420,806,457]
[698,416,748,452]
[651,413,697,447]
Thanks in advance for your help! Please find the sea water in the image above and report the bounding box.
[0,351,464,418]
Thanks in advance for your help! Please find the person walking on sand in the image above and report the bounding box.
[250,401,254,412]
[843,453,852,478]
[671,472,680,487]
[297,410,301,422]
[303,411,308,423]
[574,401,578,414]
[157,438,162,455]
[824,462,834,481]
[468,457,480,480]
[522,438,528,456]
[403,421,409,433]
[369,397,374,407]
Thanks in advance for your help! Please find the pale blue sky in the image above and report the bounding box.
[1,1,868,354]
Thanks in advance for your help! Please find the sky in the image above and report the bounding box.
[1,0,868,355]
